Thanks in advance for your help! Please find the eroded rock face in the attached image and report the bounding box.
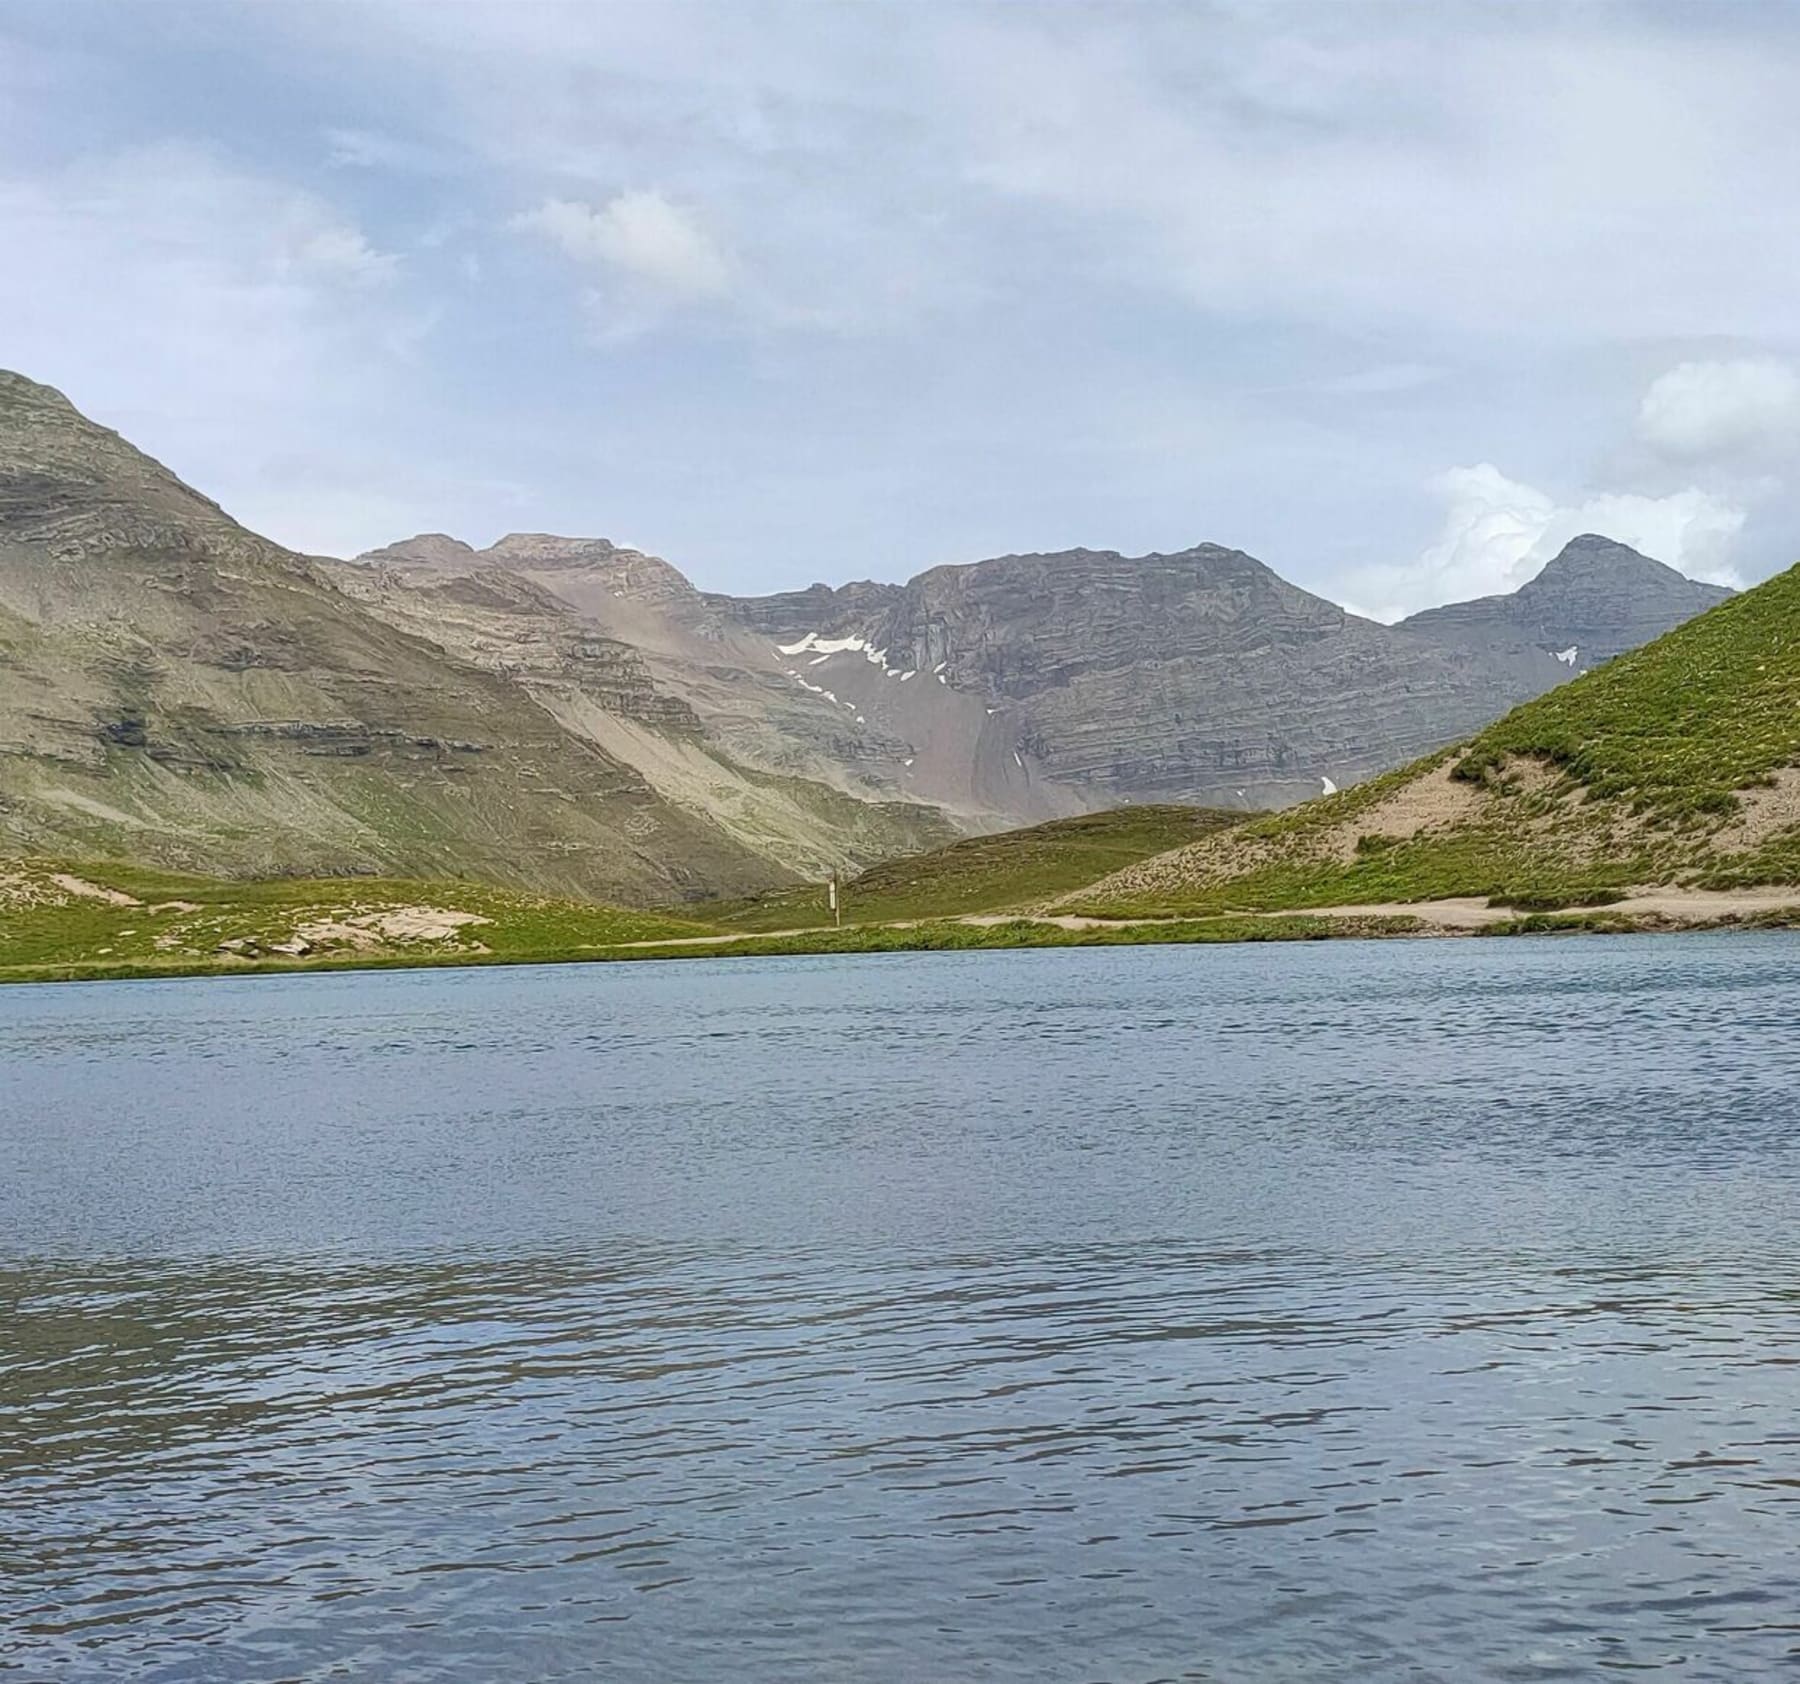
[397,532,706,610]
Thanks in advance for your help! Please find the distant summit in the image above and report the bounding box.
[357,531,699,608]
[1399,535,1732,673]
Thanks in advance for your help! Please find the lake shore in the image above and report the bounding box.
[6,884,1798,986]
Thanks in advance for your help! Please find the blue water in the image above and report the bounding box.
[3,936,1799,1681]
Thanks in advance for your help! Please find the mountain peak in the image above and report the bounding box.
[486,533,643,567]
[1521,533,1731,605]
[0,367,250,553]
[357,533,479,570]
[1531,533,1680,586]
[0,368,81,418]
[1401,530,1732,670]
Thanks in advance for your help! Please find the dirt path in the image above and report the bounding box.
[617,886,1800,950]
[1303,886,1800,929]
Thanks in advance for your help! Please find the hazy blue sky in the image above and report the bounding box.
[5,0,1800,614]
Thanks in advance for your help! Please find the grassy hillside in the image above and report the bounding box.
[1067,564,1800,917]
[1452,559,1800,818]
[0,859,711,982]
[708,804,1245,931]
[1,850,1430,984]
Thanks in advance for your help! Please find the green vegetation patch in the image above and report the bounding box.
[0,857,711,980]
[1451,563,1800,820]
[1486,888,1629,912]
[590,912,1424,963]
[707,804,1246,931]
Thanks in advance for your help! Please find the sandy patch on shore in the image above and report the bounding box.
[294,906,490,950]
[1199,886,1800,931]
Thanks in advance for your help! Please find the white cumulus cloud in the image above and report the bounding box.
[513,191,730,298]
[285,222,397,286]
[1635,358,1800,466]
[1341,463,1744,622]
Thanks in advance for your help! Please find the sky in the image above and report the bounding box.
[4,0,1800,617]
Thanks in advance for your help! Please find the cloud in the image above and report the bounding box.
[1342,463,1745,622]
[1635,358,1800,467]
[0,143,404,401]
[0,142,436,555]
[285,223,396,286]
[513,191,730,298]
[929,7,1800,344]
[13,3,1800,590]
[324,126,455,176]
[1305,363,1446,397]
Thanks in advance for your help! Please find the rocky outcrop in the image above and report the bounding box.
[366,530,702,611]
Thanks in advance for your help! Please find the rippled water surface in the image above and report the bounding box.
[5,937,1800,1682]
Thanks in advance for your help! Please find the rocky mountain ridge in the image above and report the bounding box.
[0,367,1738,900]
[0,372,813,899]
[353,523,1732,819]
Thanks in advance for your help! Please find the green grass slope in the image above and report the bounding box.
[0,858,712,982]
[706,804,1246,931]
[2,851,1424,984]
[1067,563,1800,917]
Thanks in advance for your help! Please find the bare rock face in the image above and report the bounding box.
[1398,534,1732,673]
[383,531,705,611]
[357,532,479,571]
[325,559,701,731]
